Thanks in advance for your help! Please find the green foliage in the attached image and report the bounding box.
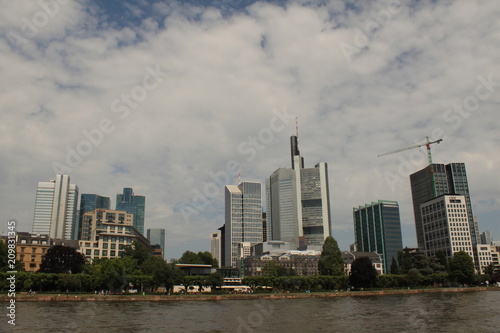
[0,241,8,272]
[390,257,399,275]
[39,245,85,274]
[121,241,151,266]
[242,275,348,291]
[448,251,475,285]
[177,251,218,267]
[349,256,378,289]
[318,236,344,276]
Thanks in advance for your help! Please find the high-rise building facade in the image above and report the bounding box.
[79,208,151,262]
[78,194,110,239]
[420,195,475,265]
[353,200,403,273]
[224,182,263,267]
[210,232,221,267]
[32,174,79,240]
[410,163,478,248]
[147,228,166,258]
[410,163,479,263]
[266,136,331,249]
[116,188,145,235]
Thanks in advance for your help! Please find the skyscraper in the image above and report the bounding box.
[147,228,166,258]
[78,194,110,239]
[210,232,221,268]
[410,163,479,255]
[266,135,331,249]
[32,174,79,240]
[116,188,145,235]
[353,200,403,273]
[420,195,475,264]
[224,181,263,267]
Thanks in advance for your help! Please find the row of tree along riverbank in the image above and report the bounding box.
[1,287,498,302]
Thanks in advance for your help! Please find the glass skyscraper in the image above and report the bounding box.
[353,200,403,273]
[116,188,146,235]
[410,163,478,251]
[266,135,331,250]
[147,228,166,258]
[32,174,79,240]
[224,181,263,267]
[78,194,110,239]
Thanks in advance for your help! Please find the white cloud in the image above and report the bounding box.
[1,0,499,258]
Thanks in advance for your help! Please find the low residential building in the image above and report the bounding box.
[477,244,500,274]
[342,251,384,276]
[78,209,152,262]
[244,250,321,276]
[11,232,80,272]
[15,232,51,272]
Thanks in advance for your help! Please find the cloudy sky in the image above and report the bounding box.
[1,0,498,260]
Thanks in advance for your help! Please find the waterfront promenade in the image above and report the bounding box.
[2,286,498,302]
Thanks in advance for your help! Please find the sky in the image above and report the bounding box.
[0,0,498,261]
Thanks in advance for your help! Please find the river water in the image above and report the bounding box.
[5,291,499,332]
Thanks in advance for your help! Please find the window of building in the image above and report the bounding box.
[94,250,99,256]
[86,249,91,256]
[110,251,116,257]
[111,244,116,249]
[102,250,108,256]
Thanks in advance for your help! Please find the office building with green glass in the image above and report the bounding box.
[116,188,145,235]
[353,200,403,274]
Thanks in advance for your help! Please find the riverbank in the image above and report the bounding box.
[1,287,498,302]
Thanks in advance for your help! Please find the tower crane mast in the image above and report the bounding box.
[378,136,443,196]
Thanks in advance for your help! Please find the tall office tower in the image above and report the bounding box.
[210,232,221,267]
[266,135,331,249]
[147,228,166,258]
[78,194,110,239]
[218,225,225,267]
[32,174,79,240]
[353,200,403,273]
[410,163,478,261]
[116,188,146,235]
[480,231,492,245]
[262,212,267,242]
[224,182,263,267]
[420,195,475,265]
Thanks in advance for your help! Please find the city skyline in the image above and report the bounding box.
[1,1,499,260]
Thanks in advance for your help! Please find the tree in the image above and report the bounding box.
[262,262,296,277]
[349,256,378,289]
[448,251,475,285]
[198,251,219,267]
[318,236,344,276]
[178,251,204,264]
[38,245,85,274]
[122,241,151,266]
[390,257,399,274]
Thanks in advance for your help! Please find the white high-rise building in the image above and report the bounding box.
[210,232,221,267]
[224,182,263,267]
[266,135,331,250]
[32,174,79,240]
[421,195,475,265]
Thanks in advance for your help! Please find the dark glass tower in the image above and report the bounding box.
[78,194,110,239]
[410,163,479,265]
[116,188,146,235]
[353,200,403,273]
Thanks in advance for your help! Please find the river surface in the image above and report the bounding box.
[4,291,499,332]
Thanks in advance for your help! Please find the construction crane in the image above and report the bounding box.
[378,136,443,196]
